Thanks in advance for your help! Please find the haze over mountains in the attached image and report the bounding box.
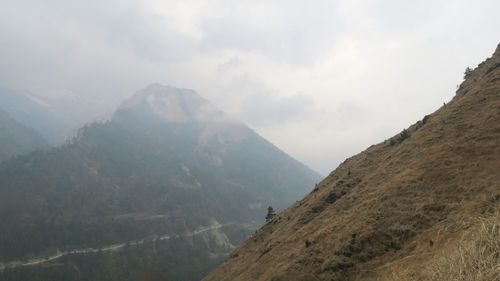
[204,44,500,281]
[0,43,498,281]
[0,86,108,144]
[1,1,498,280]
[0,84,321,281]
[0,107,48,162]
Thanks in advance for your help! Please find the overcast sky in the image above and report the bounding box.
[1,0,499,174]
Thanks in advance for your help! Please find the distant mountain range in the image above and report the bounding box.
[0,107,48,162]
[0,84,321,281]
[0,86,68,142]
[204,44,500,281]
[0,86,108,143]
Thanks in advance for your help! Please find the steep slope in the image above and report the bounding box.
[204,44,500,281]
[0,84,321,281]
[0,107,48,162]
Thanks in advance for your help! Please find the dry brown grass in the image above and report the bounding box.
[204,43,500,281]
[380,210,499,281]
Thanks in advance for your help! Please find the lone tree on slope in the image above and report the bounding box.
[265,206,276,222]
[464,66,473,79]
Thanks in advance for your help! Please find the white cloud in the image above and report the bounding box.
[0,0,499,174]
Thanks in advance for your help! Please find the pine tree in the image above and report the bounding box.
[265,206,276,222]
[464,66,473,79]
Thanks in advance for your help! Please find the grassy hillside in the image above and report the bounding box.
[203,44,500,281]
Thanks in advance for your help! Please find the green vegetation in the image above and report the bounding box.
[389,128,410,146]
[265,206,276,222]
[464,66,474,79]
[305,239,312,248]
[0,237,227,281]
[0,90,321,280]
[396,129,409,143]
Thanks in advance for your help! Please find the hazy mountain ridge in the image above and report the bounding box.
[0,86,110,144]
[0,86,69,142]
[203,44,500,281]
[112,84,320,202]
[0,107,48,162]
[0,84,321,281]
[118,84,230,124]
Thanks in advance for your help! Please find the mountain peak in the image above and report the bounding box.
[117,84,229,123]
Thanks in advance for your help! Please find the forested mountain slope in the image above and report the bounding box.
[0,84,321,281]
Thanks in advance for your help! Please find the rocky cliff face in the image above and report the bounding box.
[203,44,500,281]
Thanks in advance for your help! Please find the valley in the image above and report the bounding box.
[1,3,498,280]
[0,219,250,271]
[0,85,320,281]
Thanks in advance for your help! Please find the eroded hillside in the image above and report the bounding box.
[204,44,500,281]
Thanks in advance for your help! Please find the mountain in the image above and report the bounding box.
[204,44,500,281]
[0,107,48,162]
[0,84,321,281]
[0,86,69,142]
[0,86,107,143]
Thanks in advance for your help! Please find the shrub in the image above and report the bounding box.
[397,129,409,143]
[464,66,473,79]
[305,239,312,248]
[265,206,276,222]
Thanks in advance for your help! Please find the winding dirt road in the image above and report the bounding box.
[0,221,240,271]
